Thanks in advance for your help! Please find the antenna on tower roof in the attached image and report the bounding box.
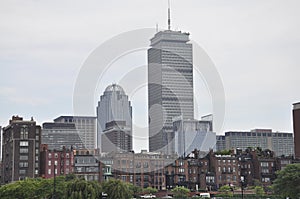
[168,0,171,30]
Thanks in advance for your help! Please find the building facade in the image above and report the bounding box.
[293,102,300,159]
[40,144,74,178]
[216,135,226,152]
[54,116,97,150]
[148,30,194,154]
[102,121,132,152]
[97,84,132,151]
[99,151,175,190]
[74,149,101,182]
[173,119,215,156]
[1,116,41,184]
[41,122,85,150]
[223,129,294,157]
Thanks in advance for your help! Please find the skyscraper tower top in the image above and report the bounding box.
[168,0,171,30]
[104,83,125,94]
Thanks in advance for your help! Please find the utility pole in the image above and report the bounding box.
[52,163,57,199]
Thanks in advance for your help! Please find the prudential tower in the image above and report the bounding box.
[148,3,194,154]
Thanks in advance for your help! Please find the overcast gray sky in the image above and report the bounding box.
[1,0,300,151]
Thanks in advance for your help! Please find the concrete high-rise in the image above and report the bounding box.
[53,116,97,150]
[224,129,294,157]
[1,116,41,184]
[101,121,132,152]
[41,122,85,150]
[148,30,194,154]
[293,102,300,159]
[97,84,132,151]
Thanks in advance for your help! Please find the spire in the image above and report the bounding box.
[168,0,171,30]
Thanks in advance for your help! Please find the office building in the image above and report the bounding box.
[148,29,194,154]
[97,84,132,151]
[101,121,132,152]
[173,119,215,156]
[1,116,41,184]
[293,102,300,159]
[54,116,97,150]
[224,129,294,156]
[41,122,85,150]
[216,135,226,151]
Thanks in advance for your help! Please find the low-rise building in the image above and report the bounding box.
[74,149,101,182]
[39,144,74,178]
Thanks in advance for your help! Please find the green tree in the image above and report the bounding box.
[102,179,132,199]
[143,186,158,195]
[218,185,233,197]
[128,183,142,197]
[65,178,102,199]
[254,186,264,198]
[171,186,190,199]
[273,163,300,199]
[0,178,39,199]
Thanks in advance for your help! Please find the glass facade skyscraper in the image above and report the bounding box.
[97,84,132,151]
[148,30,194,154]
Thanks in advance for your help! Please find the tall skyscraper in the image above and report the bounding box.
[293,102,300,159]
[53,116,97,149]
[97,84,132,151]
[148,29,194,154]
[1,116,41,184]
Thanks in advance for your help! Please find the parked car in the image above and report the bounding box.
[140,194,156,198]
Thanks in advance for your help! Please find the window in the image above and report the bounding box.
[20,155,28,160]
[66,153,69,158]
[35,169,38,175]
[179,161,184,166]
[20,127,29,139]
[48,161,51,166]
[19,162,28,167]
[20,148,28,153]
[262,177,270,182]
[66,160,69,166]
[48,153,52,159]
[20,141,28,146]
[48,169,51,175]
[54,153,58,158]
[19,169,26,175]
